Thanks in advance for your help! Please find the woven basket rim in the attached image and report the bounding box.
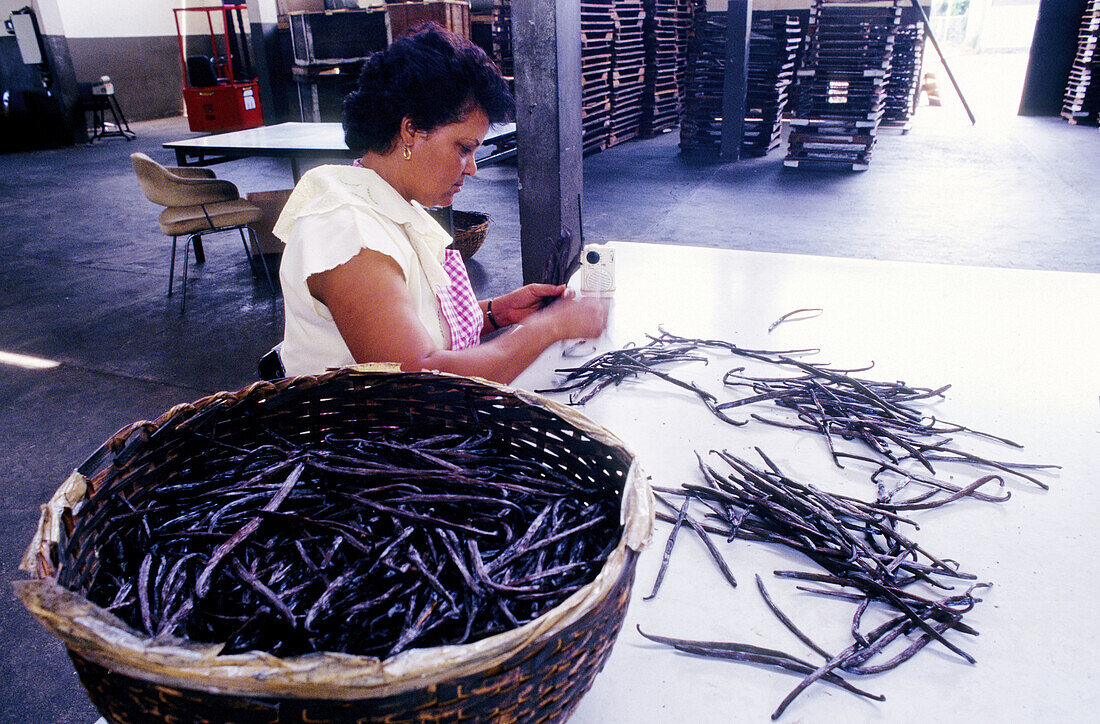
[17,365,654,701]
[452,209,490,225]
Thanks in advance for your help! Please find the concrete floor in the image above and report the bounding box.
[0,90,1096,722]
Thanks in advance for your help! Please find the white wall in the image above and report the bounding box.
[1,0,265,38]
[55,0,174,38]
[246,0,279,26]
[0,0,65,36]
[54,0,252,39]
[31,0,66,35]
[0,1,24,35]
[0,2,17,36]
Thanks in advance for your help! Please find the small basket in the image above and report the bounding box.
[16,366,652,724]
[451,209,491,260]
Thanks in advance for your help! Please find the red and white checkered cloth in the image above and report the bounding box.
[351,158,481,349]
[437,249,483,350]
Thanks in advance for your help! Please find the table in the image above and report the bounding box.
[510,242,1099,723]
[76,242,1096,723]
[164,121,517,182]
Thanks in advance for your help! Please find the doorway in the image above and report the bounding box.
[924,0,1041,119]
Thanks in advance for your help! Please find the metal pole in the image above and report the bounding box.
[911,0,976,125]
[512,0,584,283]
[233,6,255,80]
[720,0,752,160]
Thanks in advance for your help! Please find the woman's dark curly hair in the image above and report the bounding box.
[343,24,514,155]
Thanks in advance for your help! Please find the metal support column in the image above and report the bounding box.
[511,0,584,284]
[245,0,290,124]
[720,0,752,160]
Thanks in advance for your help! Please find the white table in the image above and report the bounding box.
[80,243,1097,723]
[512,242,1099,723]
[164,121,517,181]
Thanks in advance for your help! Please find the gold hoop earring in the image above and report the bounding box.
[402,144,412,161]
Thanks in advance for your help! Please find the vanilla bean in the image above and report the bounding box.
[636,627,884,704]
[643,449,990,717]
[541,330,1052,506]
[59,428,622,659]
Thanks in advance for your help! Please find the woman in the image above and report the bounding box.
[274,24,607,384]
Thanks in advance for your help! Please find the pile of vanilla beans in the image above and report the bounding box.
[644,450,990,719]
[58,429,621,658]
[540,328,1055,718]
[540,328,1052,500]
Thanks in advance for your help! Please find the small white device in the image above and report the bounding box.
[579,244,615,294]
[91,76,114,96]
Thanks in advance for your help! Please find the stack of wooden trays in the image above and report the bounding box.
[582,0,615,154]
[640,0,694,137]
[608,0,649,147]
[488,0,672,155]
[679,10,803,158]
[785,0,903,171]
[882,21,925,131]
[1062,0,1100,126]
[743,11,803,157]
[387,1,472,41]
[490,0,513,80]
[679,12,726,155]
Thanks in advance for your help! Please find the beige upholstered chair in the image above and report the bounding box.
[130,152,276,312]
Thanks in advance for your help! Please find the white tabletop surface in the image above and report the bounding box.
[84,243,1098,723]
[164,121,352,153]
[512,242,1099,723]
[163,121,516,156]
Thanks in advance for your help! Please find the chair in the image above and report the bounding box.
[130,152,276,312]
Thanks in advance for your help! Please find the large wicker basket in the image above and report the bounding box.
[16,366,652,724]
[452,209,491,260]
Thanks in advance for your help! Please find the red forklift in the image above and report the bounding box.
[174,4,263,133]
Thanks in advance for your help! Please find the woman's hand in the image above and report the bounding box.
[486,284,567,328]
[534,288,610,341]
[486,285,609,341]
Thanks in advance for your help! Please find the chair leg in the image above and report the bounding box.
[239,226,277,300]
[193,236,206,264]
[181,233,195,314]
[168,236,178,296]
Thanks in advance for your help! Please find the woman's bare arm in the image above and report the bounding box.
[308,248,608,384]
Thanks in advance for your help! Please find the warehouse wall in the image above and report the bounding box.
[2,0,268,126]
[58,0,186,121]
[4,0,329,133]
[0,0,84,148]
[2,0,283,146]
